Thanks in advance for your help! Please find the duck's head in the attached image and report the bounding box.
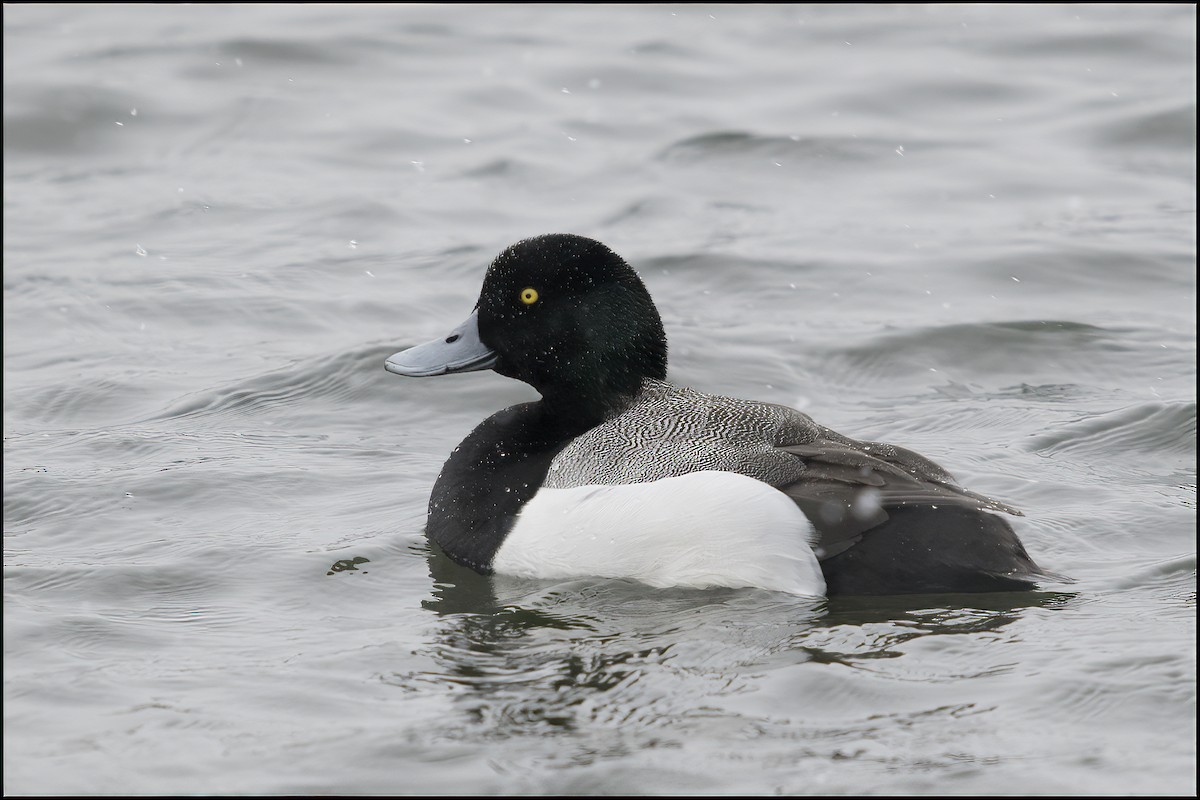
[386,234,667,415]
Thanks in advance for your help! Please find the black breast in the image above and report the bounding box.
[426,402,582,573]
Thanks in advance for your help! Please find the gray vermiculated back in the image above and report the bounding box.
[543,379,1020,518]
[544,379,835,489]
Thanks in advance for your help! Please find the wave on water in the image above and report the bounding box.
[656,130,949,167]
[814,319,1145,390]
[1026,401,1197,460]
[149,344,398,423]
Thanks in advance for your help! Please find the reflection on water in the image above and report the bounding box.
[402,546,1079,744]
[327,555,370,575]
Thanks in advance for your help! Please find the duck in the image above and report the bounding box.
[385,233,1058,597]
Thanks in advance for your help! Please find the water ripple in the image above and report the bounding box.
[1027,401,1196,459]
[657,131,936,167]
[150,345,393,423]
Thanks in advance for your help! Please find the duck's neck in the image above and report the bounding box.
[537,376,646,426]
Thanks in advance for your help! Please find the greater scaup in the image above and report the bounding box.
[385,234,1058,596]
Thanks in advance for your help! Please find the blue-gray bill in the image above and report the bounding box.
[384,309,498,377]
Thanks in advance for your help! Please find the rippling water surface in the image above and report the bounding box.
[4,4,1195,795]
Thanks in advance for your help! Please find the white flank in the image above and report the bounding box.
[493,470,826,597]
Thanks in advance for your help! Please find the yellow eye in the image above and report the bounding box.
[519,287,539,305]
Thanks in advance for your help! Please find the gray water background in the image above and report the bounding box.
[3,3,1196,795]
